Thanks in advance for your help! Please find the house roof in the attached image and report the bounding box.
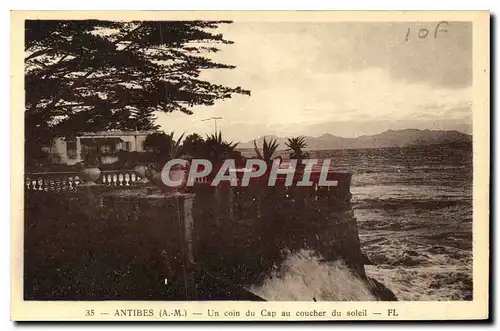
[79,137,124,142]
[78,130,157,137]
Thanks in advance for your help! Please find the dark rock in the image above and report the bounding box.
[361,253,374,265]
[367,277,398,301]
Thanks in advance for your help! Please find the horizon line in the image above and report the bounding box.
[235,128,472,143]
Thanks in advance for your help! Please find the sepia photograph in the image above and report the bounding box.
[11,10,489,321]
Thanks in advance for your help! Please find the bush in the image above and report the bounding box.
[97,151,156,170]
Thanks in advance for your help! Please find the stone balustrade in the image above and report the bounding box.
[25,170,143,191]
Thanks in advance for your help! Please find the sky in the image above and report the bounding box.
[156,21,472,142]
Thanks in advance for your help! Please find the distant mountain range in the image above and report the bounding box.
[237,129,472,151]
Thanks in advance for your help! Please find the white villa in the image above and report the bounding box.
[45,130,156,165]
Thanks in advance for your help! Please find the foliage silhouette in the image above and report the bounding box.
[143,131,184,166]
[182,133,205,158]
[285,136,309,160]
[204,132,239,163]
[253,137,280,165]
[25,20,250,163]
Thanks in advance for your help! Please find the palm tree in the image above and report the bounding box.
[167,131,185,159]
[204,132,239,162]
[143,131,185,169]
[285,136,309,160]
[182,133,205,158]
[254,137,280,165]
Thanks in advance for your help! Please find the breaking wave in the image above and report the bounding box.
[251,249,376,301]
[250,144,472,301]
[359,229,473,301]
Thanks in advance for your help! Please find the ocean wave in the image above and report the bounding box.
[365,265,472,301]
[321,145,473,301]
[422,232,473,250]
[250,249,376,301]
[353,198,470,211]
[359,233,472,267]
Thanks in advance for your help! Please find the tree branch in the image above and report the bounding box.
[25,48,54,62]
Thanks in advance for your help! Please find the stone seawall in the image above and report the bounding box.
[191,173,397,301]
[23,172,396,301]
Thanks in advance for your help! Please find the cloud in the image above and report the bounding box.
[301,22,471,88]
[156,22,472,141]
[215,22,472,88]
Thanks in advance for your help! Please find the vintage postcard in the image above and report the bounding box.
[11,11,490,321]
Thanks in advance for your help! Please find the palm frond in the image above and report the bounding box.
[172,132,185,157]
[205,132,239,161]
[263,137,279,160]
[173,132,185,149]
[253,140,264,159]
[254,137,279,162]
[285,136,307,159]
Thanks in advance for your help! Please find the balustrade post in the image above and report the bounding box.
[78,167,101,186]
[170,192,196,300]
[178,193,196,265]
[76,137,82,163]
[133,165,150,184]
[76,181,107,209]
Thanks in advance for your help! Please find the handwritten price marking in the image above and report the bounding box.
[405,21,449,42]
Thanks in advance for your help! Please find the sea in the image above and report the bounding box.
[251,143,473,301]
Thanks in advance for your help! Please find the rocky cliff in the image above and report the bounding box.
[24,174,396,301]
[192,174,397,301]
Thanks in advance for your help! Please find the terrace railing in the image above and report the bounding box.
[23,165,364,300]
[25,170,143,191]
[25,169,349,193]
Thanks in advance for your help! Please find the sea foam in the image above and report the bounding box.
[251,249,376,301]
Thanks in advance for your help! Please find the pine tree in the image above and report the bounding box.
[128,108,160,131]
[24,20,250,161]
